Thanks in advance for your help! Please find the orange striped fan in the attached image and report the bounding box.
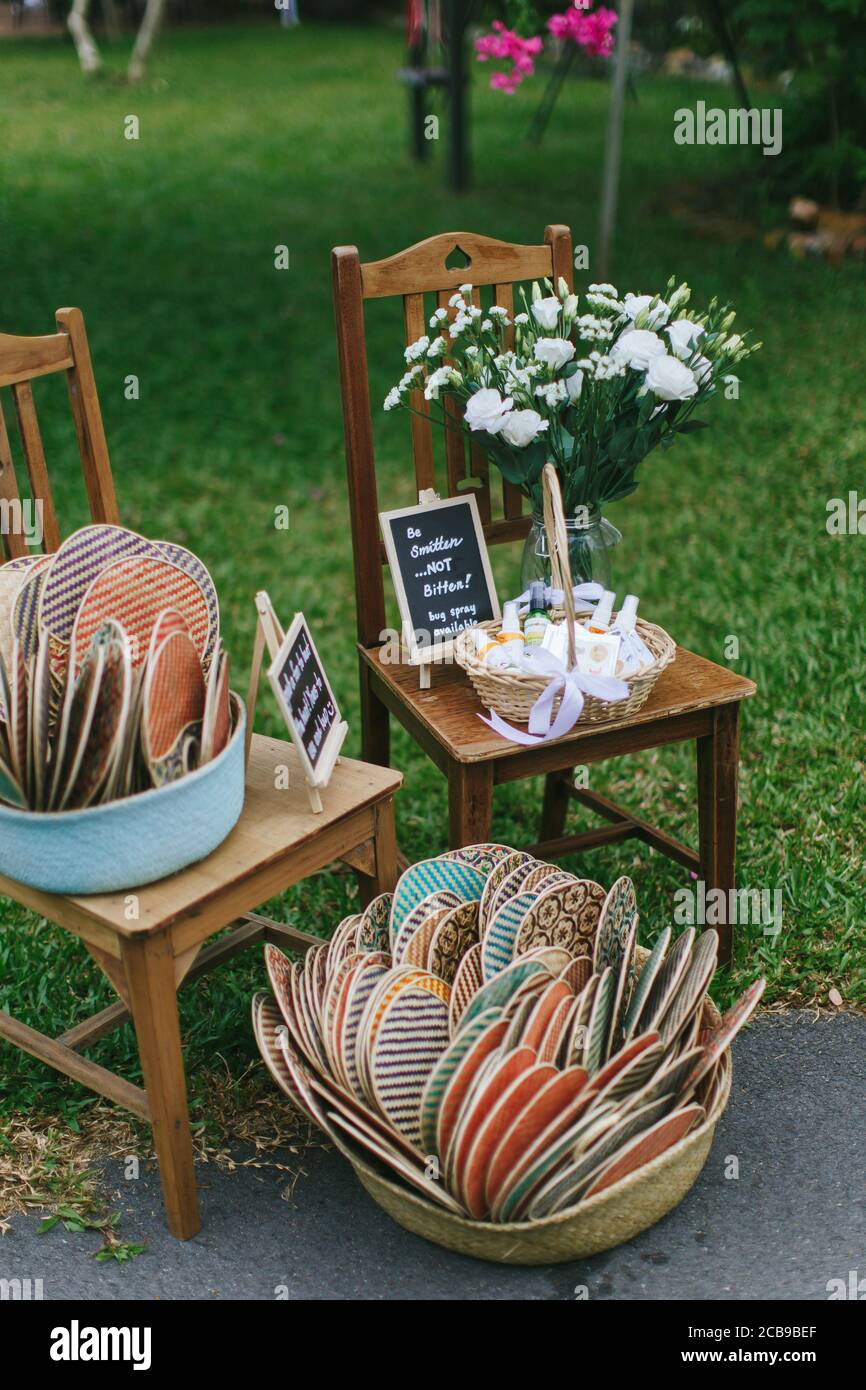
[72,557,211,671]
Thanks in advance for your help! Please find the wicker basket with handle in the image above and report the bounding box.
[454,464,676,727]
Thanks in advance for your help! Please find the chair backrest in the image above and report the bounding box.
[332,225,573,649]
[0,307,119,561]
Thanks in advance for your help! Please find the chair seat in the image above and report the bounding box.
[0,734,401,940]
[362,643,756,768]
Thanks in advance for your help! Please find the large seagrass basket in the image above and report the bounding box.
[454,465,676,727]
[344,949,731,1265]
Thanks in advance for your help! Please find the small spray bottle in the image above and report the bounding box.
[523,582,551,647]
[611,594,654,676]
[497,600,525,670]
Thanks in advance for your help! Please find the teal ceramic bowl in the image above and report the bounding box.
[0,698,246,895]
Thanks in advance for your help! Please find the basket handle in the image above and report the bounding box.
[541,462,578,669]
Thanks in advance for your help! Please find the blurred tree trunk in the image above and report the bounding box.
[68,0,102,74]
[128,0,167,82]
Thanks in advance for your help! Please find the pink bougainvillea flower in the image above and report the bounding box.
[475,20,544,94]
[547,4,618,59]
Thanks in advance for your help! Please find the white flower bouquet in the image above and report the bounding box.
[384,277,760,516]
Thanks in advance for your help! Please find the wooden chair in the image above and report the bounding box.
[0,311,401,1237]
[332,228,756,964]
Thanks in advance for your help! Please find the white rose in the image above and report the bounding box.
[623,293,670,328]
[464,387,514,434]
[566,368,584,402]
[666,319,704,359]
[499,410,549,448]
[531,297,561,331]
[645,352,699,401]
[534,337,575,372]
[611,328,666,371]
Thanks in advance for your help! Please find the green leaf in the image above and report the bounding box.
[607,426,636,461]
[676,419,711,433]
[37,1215,60,1235]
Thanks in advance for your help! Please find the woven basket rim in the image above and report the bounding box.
[341,959,730,1236]
[455,613,677,691]
[0,691,244,824]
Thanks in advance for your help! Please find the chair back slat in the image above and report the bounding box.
[361,230,556,300]
[57,308,119,527]
[436,288,470,498]
[333,225,573,650]
[0,401,27,562]
[0,308,119,561]
[0,331,74,390]
[402,292,436,494]
[12,381,62,553]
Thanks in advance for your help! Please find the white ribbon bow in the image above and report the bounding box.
[479,647,630,745]
[514,580,604,616]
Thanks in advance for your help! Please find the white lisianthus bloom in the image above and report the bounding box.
[514,312,529,325]
[666,319,704,359]
[645,352,699,401]
[531,297,561,331]
[623,293,670,329]
[500,409,549,448]
[563,294,579,319]
[383,387,401,410]
[566,369,584,402]
[611,328,667,371]
[464,387,514,433]
[534,337,575,371]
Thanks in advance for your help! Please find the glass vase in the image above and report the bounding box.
[519,507,622,593]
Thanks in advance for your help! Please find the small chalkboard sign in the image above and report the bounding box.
[245,593,348,814]
[380,492,500,672]
[267,612,346,797]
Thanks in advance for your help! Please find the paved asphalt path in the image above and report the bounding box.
[2,1013,863,1301]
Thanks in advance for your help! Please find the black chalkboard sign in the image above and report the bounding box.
[267,613,343,782]
[380,493,500,658]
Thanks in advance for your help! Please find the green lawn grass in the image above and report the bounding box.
[1,23,864,1141]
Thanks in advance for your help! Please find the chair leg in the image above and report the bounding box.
[696,705,740,967]
[121,931,200,1240]
[448,761,494,849]
[357,795,400,906]
[360,657,390,766]
[539,769,573,842]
